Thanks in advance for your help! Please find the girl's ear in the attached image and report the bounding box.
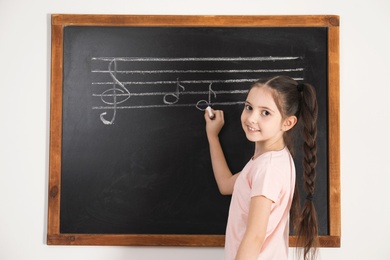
[282,116,297,132]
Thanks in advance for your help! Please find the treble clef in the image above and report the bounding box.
[100,58,131,125]
[196,83,216,111]
[163,78,185,105]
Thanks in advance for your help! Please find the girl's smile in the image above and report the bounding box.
[247,126,260,132]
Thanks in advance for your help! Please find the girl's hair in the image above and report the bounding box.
[250,76,319,260]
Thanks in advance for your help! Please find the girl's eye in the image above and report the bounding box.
[245,105,253,111]
[261,110,270,116]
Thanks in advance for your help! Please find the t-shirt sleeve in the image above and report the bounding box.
[249,159,283,203]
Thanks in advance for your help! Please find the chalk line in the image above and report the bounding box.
[92,101,246,110]
[92,78,304,86]
[91,68,305,74]
[92,56,302,62]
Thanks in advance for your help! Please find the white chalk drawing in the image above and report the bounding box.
[163,78,185,105]
[196,83,216,111]
[99,59,131,125]
[91,56,305,124]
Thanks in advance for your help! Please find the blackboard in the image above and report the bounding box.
[48,14,340,247]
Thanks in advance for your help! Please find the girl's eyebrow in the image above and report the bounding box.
[245,100,275,113]
[261,106,275,113]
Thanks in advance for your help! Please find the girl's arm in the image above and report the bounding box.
[204,109,239,195]
[235,195,273,260]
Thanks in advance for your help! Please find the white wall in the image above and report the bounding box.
[1,0,390,259]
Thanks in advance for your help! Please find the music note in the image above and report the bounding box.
[99,59,131,125]
[163,78,185,105]
[196,83,216,111]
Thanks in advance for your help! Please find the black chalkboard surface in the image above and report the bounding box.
[48,14,340,247]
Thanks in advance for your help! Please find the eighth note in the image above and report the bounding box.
[196,83,216,112]
[163,78,185,105]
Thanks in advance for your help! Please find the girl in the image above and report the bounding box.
[204,76,319,260]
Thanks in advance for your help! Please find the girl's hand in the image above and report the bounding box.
[204,109,224,138]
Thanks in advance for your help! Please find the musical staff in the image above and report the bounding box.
[91,56,305,124]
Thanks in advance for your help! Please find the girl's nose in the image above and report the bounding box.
[248,113,258,124]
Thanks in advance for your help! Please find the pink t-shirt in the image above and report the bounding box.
[225,147,296,260]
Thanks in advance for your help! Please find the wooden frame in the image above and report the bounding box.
[48,14,340,247]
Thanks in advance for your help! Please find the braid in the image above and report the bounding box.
[295,83,319,260]
[302,86,318,196]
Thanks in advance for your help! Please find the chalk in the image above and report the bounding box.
[206,106,215,119]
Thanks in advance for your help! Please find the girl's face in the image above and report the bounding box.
[241,86,286,150]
